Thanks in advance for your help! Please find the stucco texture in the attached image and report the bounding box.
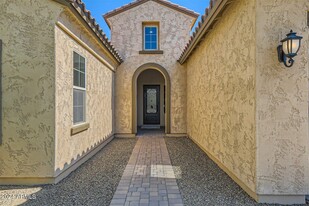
[55,9,117,174]
[108,1,196,134]
[0,0,63,178]
[255,0,309,195]
[186,0,256,192]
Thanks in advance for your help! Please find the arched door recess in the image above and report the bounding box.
[132,63,171,134]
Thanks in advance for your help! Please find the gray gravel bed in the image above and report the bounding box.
[165,137,308,206]
[0,138,137,206]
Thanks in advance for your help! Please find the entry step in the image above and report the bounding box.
[141,125,161,129]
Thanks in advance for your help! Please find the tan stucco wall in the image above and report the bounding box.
[186,0,257,192]
[137,69,165,126]
[108,1,196,134]
[54,9,118,174]
[255,0,309,195]
[0,0,63,178]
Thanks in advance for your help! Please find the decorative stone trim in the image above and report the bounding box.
[71,122,90,135]
[139,50,164,54]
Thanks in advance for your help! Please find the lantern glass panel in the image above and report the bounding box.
[291,39,300,54]
[282,39,290,55]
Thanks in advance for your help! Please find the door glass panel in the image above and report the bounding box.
[146,89,157,114]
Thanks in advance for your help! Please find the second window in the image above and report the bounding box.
[144,25,158,50]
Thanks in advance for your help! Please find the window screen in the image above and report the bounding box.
[73,52,86,124]
[73,52,85,88]
[73,89,85,124]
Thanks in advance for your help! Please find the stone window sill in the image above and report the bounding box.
[71,122,90,136]
[139,50,164,54]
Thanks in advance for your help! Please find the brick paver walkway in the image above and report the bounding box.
[110,132,183,206]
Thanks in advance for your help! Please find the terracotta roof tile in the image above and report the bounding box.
[55,0,123,63]
[178,0,233,64]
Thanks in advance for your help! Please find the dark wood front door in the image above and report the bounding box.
[143,85,160,125]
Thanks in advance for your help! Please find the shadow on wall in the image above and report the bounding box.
[0,138,137,206]
[55,132,114,176]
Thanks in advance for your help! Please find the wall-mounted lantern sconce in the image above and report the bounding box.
[277,30,303,67]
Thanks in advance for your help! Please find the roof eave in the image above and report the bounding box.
[51,0,72,6]
[178,0,234,64]
[51,0,123,64]
[103,14,112,30]
[103,0,199,20]
[190,17,198,30]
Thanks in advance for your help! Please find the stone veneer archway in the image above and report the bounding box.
[132,63,171,134]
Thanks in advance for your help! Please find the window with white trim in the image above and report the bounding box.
[144,25,158,50]
[73,52,86,124]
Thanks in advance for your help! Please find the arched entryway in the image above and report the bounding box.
[132,63,171,134]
